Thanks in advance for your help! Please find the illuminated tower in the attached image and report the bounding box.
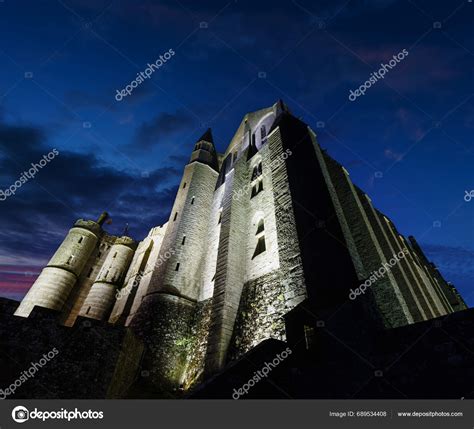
[15,213,109,317]
[79,235,137,321]
[129,129,220,392]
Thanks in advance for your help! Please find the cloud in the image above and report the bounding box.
[133,109,196,148]
[63,90,117,111]
[0,117,180,267]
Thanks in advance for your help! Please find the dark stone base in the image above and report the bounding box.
[190,303,474,399]
[0,298,142,399]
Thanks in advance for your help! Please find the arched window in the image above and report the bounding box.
[250,159,263,199]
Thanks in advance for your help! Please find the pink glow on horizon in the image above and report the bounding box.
[0,265,41,301]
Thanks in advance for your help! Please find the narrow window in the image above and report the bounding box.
[218,209,222,224]
[251,184,257,198]
[252,236,266,259]
[251,162,262,181]
[87,267,93,278]
[260,125,266,140]
[175,263,180,271]
[113,252,117,258]
[66,256,73,265]
[256,219,265,235]
[182,235,186,245]
[211,272,216,282]
[251,178,263,198]
[86,306,91,315]
[304,325,315,350]
[183,182,187,189]
[105,270,109,278]
[191,196,195,205]
[78,236,83,244]
[173,212,178,221]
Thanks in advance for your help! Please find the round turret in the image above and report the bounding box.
[15,220,102,317]
[79,236,137,320]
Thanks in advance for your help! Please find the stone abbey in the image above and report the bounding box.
[6,101,469,398]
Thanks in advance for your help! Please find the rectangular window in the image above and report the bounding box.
[173,212,178,221]
[182,235,186,245]
[113,252,117,258]
[252,236,266,259]
[304,325,315,350]
[175,263,180,271]
[183,182,187,189]
[251,180,263,198]
[191,197,195,205]
[78,236,83,244]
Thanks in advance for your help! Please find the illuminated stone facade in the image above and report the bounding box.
[14,101,467,394]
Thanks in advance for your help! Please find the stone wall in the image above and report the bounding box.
[0,298,142,399]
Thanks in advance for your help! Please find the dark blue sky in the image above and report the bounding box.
[0,0,473,304]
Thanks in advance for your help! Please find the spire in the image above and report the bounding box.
[274,99,290,116]
[189,128,219,172]
[197,128,213,144]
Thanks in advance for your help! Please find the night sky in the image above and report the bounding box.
[0,0,473,305]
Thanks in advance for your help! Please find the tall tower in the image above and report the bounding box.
[79,235,137,321]
[15,213,109,318]
[129,129,220,392]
